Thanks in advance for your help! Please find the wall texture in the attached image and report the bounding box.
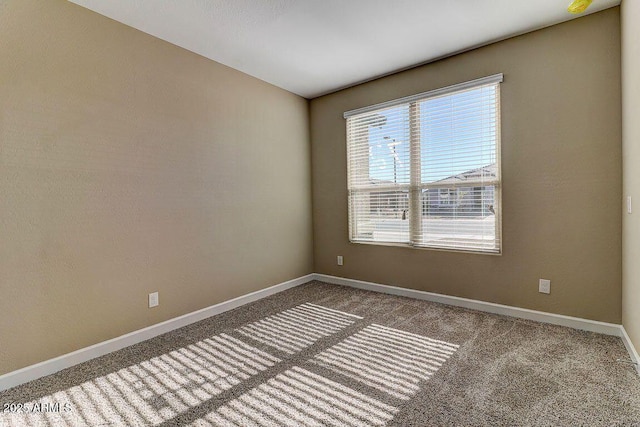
[311,9,622,323]
[622,0,640,355]
[0,0,313,375]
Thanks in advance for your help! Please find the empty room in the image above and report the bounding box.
[1,0,639,425]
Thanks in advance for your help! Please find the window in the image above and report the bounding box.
[345,74,502,254]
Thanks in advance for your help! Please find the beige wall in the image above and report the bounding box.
[0,0,313,375]
[311,9,622,323]
[622,0,640,355]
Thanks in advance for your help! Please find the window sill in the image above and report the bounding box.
[349,239,502,256]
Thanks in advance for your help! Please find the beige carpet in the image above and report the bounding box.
[1,280,639,426]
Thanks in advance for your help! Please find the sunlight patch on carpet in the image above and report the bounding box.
[189,366,397,427]
[236,303,362,354]
[0,334,280,427]
[312,324,459,400]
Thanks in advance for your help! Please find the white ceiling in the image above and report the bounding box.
[69,0,620,98]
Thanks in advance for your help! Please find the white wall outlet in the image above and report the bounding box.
[337,255,343,266]
[627,196,633,214]
[539,279,551,294]
[149,292,159,308]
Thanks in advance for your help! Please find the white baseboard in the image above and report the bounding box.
[313,274,623,336]
[0,274,314,392]
[2,272,636,392]
[620,326,640,376]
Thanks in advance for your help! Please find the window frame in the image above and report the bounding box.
[344,74,503,255]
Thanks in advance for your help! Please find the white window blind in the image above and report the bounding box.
[345,74,502,254]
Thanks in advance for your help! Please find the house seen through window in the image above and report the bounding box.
[345,74,502,254]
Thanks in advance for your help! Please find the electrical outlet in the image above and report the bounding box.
[149,292,159,308]
[539,279,551,294]
[337,255,343,266]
